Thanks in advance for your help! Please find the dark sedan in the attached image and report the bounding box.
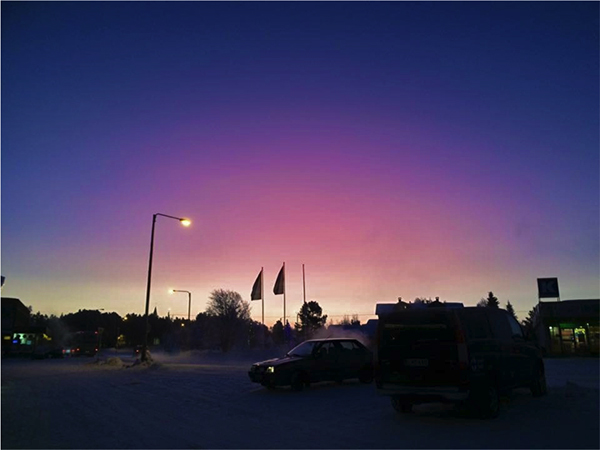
[249,338,374,391]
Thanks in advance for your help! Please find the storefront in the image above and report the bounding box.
[1,297,31,356]
[534,299,599,356]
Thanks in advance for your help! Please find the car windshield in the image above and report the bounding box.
[287,341,317,357]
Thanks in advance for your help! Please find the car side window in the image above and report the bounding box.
[319,342,336,358]
[351,341,363,352]
[339,341,354,351]
[506,314,524,339]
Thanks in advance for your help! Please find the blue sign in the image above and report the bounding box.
[537,278,559,299]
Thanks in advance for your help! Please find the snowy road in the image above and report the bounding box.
[2,352,598,449]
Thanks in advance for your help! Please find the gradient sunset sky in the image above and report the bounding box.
[2,2,598,325]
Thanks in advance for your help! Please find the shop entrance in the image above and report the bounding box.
[557,323,589,355]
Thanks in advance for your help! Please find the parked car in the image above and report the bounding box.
[375,305,547,418]
[249,338,374,390]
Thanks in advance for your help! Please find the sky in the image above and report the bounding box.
[2,2,599,326]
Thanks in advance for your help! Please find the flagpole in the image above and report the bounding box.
[283,261,286,325]
[302,263,306,304]
[261,267,264,325]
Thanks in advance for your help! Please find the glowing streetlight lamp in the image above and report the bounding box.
[142,213,191,361]
[169,289,192,321]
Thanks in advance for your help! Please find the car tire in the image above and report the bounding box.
[290,372,304,392]
[530,364,547,397]
[391,397,413,414]
[358,366,374,384]
[469,383,500,419]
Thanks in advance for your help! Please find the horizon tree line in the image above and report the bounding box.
[26,290,538,351]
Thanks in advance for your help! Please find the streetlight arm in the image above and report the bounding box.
[155,213,186,221]
[170,289,192,321]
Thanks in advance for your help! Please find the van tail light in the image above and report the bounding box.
[454,316,469,371]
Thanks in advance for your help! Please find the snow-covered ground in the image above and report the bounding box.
[2,350,598,449]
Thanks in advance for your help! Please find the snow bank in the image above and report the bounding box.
[84,356,125,369]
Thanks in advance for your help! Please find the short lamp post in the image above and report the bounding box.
[169,289,192,321]
[142,213,191,361]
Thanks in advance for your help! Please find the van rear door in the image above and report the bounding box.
[378,310,465,386]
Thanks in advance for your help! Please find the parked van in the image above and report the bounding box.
[375,305,546,418]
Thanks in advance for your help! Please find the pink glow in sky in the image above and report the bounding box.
[2,2,598,325]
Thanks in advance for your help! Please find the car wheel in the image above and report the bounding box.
[530,364,547,397]
[358,366,374,384]
[391,397,413,414]
[469,384,500,419]
[290,372,304,392]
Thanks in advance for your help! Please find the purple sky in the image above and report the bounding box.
[2,2,598,324]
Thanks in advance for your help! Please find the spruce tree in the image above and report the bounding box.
[506,301,518,321]
[294,301,328,340]
[486,292,500,308]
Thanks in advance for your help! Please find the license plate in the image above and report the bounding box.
[404,358,429,367]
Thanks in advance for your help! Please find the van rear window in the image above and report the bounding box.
[380,313,455,345]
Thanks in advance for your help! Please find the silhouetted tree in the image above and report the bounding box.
[58,310,126,348]
[487,292,500,308]
[148,314,180,350]
[283,321,293,345]
[414,297,434,305]
[338,314,361,326]
[247,321,269,348]
[294,301,328,340]
[120,313,146,345]
[338,315,352,326]
[205,289,251,352]
[30,311,46,326]
[521,306,538,340]
[478,292,499,308]
[271,320,284,345]
[61,309,104,332]
[206,289,251,321]
[506,301,518,321]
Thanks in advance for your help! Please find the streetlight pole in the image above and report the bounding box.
[142,213,191,362]
[169,289,192,321]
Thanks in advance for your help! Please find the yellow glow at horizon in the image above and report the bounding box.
[169,289,174,294]
[180,219,191,227]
